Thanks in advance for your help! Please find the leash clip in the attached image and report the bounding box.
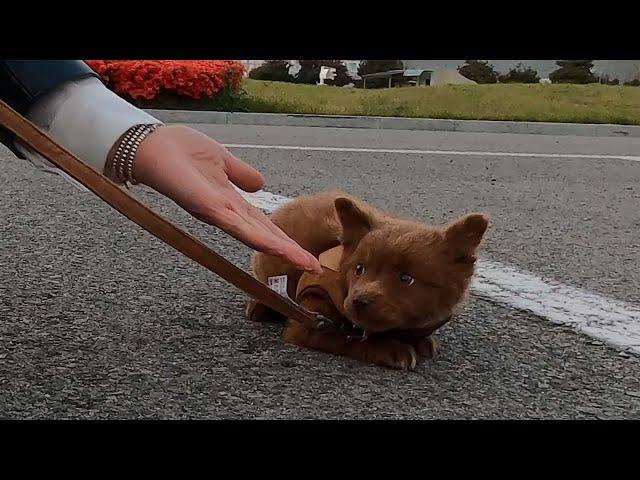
[313,313,336,330]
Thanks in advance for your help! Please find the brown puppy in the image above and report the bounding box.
[248,191,489,369]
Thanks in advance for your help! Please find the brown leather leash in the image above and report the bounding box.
[0,99,325,328]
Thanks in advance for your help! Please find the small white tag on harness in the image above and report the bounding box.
[268,275,291,299]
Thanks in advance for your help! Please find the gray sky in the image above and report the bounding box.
[402,60,640,81]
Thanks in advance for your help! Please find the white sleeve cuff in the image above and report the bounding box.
[14,76,162,191]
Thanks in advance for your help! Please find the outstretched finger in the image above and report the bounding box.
[223,150,265,193]
[209,206,322,273]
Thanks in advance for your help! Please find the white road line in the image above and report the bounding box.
[224,143,640,163]
[236,188,640,356]
[474,262,640,355]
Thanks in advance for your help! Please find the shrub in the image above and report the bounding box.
[598,74,620,85]
[248,60,295,82]
[84,60,245,100]
[458,60,498,84]
[625,65,640,86]
[498,63,540,83]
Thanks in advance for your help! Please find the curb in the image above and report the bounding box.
[146,109,640,138]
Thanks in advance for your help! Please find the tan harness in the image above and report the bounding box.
[297,246,346,316]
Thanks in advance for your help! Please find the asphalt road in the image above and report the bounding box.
[1,124,639,419]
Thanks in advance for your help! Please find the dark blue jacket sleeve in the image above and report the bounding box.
[0,60,99,156]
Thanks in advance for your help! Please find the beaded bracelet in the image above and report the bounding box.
[111,123,161,186]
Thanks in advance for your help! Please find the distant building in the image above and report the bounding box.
[360,68,476,88]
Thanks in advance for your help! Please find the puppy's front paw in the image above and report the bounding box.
[283,322,419,370]
[365,340,418,370]
[416,336,439,359]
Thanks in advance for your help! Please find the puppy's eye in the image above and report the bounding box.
[399,273,414,286]
[355,264,365,276]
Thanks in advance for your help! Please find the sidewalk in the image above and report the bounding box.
[146,109,640,138]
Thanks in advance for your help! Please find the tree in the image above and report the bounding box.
[458,60,498,84]
[357,60,404,76]
[295,60,352,86]
[549,60,597,84]
[249,60,295,82]
[498,63,540,83]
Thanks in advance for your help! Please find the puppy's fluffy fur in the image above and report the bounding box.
[248,191,489,369]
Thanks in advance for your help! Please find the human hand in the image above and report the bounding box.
[112,124,322,274]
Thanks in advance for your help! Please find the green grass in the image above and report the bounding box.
[142,79,640,125]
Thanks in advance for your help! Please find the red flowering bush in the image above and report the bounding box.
[84,60,245,100]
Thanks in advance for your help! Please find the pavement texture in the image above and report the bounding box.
[1,124,639,419]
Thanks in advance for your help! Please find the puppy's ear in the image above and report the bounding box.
[335,198,372,249]
[444,213,489,264]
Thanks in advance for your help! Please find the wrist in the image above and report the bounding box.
[105,123,162,185]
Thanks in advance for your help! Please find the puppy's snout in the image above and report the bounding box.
[352,296,371,311]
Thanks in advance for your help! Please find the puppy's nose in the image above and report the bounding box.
[352,296,370,310]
